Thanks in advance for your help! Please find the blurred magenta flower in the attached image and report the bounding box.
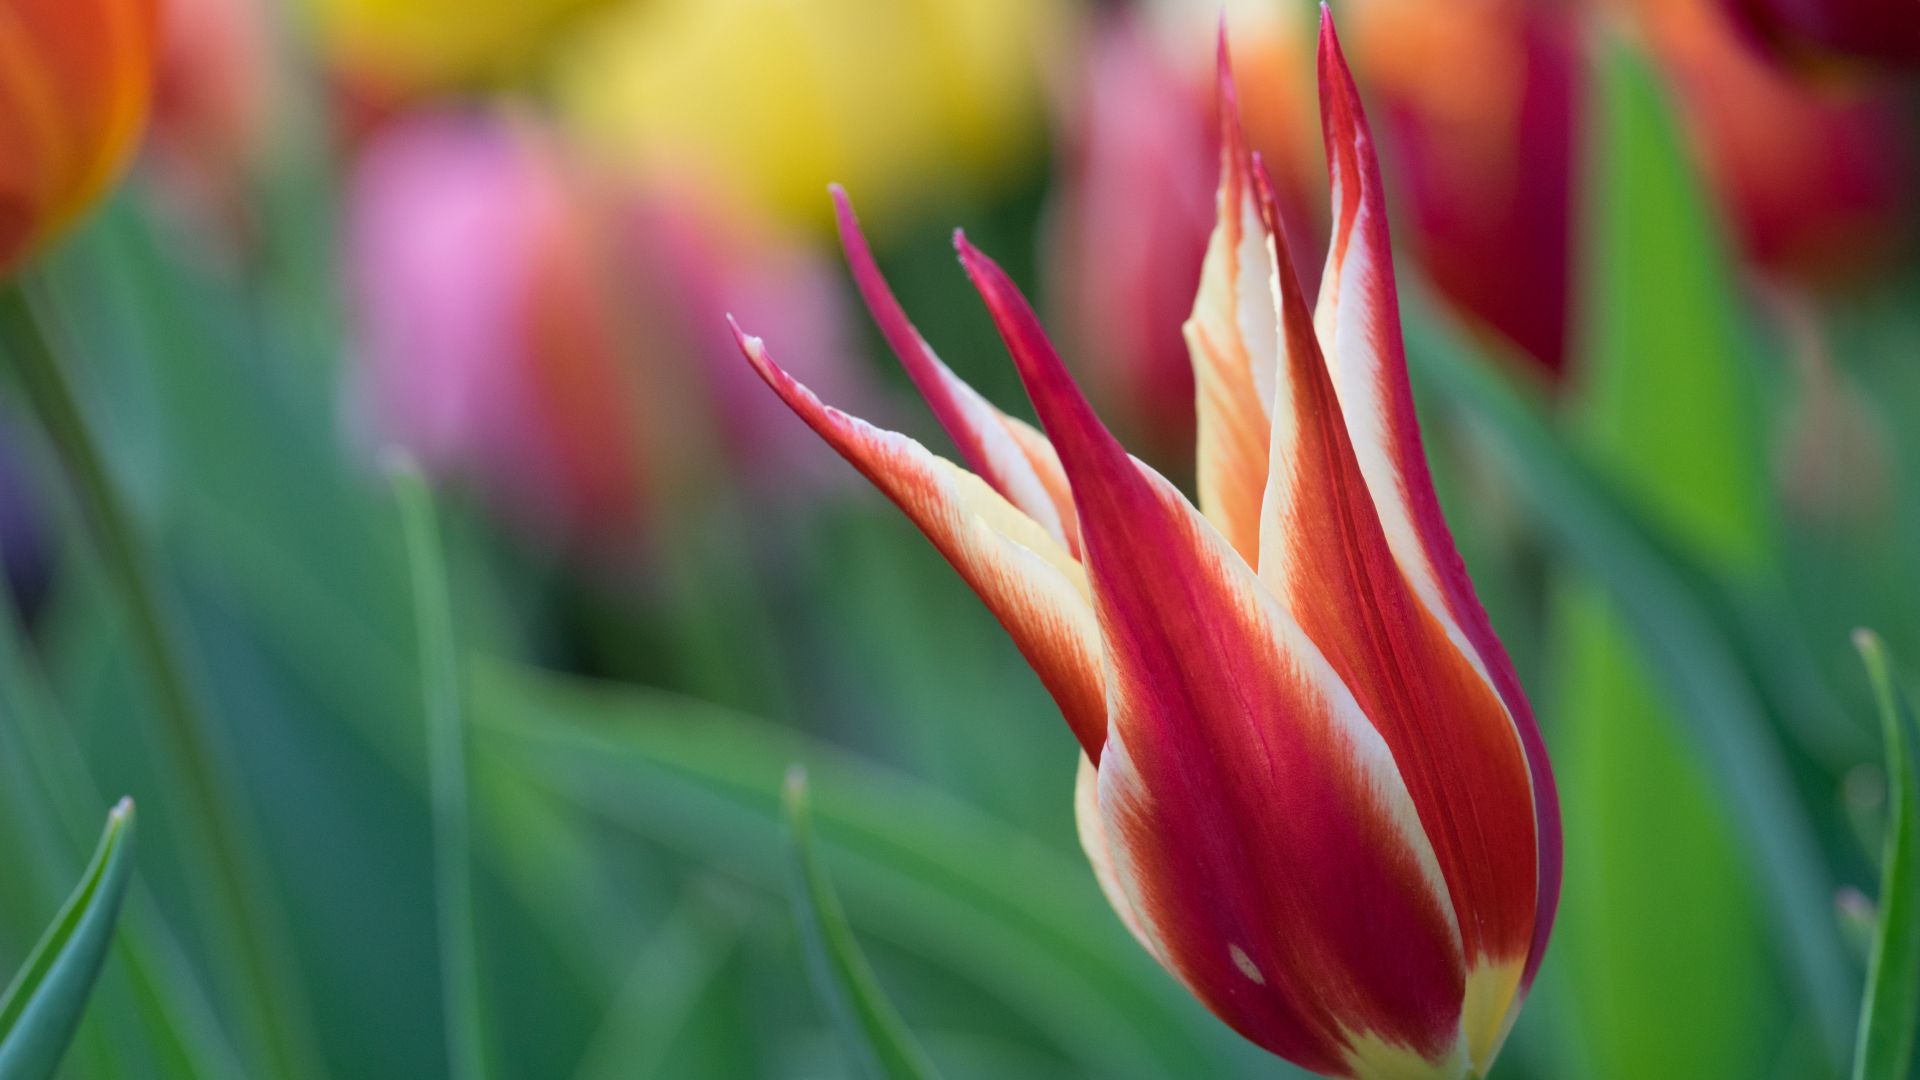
[738,18,1559,1078]
[0,0,160,275]
[346,111,860,552]
[1718,0,1920,73]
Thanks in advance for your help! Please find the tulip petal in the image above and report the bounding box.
[735,322,1107,757]
[959,237,1466,1075]
[1316,11,1561,1005]
[832,186,1081,558]
[1250,147,1535,1072]
[1184,33,1281,564]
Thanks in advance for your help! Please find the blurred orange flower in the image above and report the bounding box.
[0,0,161,275]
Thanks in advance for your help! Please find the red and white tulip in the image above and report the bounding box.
[737,14,1559,1078]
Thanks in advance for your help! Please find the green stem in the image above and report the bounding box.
[0,282,317,1079]
[392,463,489,1080]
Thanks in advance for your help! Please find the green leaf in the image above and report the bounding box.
[784,767,940,1080]
[471,664,1268,1079]
[393,462,488,1080]
[0,798,138,1079]
[1850,632,1920,1080]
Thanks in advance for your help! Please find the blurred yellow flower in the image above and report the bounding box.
[305,0,613,93]
[554,0,1068,228]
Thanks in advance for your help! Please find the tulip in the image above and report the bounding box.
[738,15,1559,1078]
[0,0,161,276]
[1719,0,1920,73]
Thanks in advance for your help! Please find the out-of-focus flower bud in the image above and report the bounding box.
[345,112,863,553]
[346,112,648,548]
[553,0,1068,228]
[1719,0,1920,74]
[1045,13,1214,464]
[1637,0,1915,282]
[0,0,161,275]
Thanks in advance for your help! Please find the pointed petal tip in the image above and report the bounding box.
[729,317,780,385]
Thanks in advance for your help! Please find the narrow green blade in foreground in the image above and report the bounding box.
[1851,632,1920,1080]
[783,768,939,1080]
[392,461,488,1080]
[0,798,138,1080]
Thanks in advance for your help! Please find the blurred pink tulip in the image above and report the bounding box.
[1045,13,1214,464]
[346,111,860,553]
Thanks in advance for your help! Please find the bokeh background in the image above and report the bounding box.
[3,0,1920,1076]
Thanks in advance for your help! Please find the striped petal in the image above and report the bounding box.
[1184,31,1281,564]
[1314,13,1561,1011]
[832,186,1081,558]
[1250,124,1535,1071]
[959,237,1467,1076]
[734,323,1106,756]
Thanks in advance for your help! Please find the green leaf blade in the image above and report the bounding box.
[392,461,488,1080]
[784,768,940,1080]
[0,797,138,1080]
[1851,631,1920,1080]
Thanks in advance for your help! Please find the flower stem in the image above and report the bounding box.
[0,281,318,1080]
